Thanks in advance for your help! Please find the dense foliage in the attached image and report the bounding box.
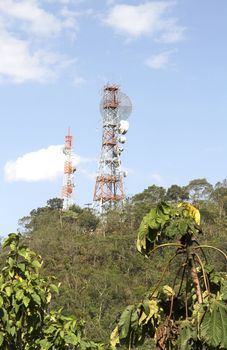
[0,178,226,348]
[0,233,102,350]
[112,202,227,349]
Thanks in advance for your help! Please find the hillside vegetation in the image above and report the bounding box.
[3,178,226,346]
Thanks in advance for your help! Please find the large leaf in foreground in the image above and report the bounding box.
[200,299,227,349]
[177,320,197,350]
[136,203,171,255]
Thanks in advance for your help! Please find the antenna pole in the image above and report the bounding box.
[62,128,75,209]
[93,84,131,213]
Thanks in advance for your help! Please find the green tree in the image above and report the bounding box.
[165,185,189,202]
[212,180,227,221]
[0,233,102,350]
[132,186,166,205]
[111,202,227,350]
[127,186,166,230]
[187,178,213,202]
[13,185,227,346]
[47,198,64,210]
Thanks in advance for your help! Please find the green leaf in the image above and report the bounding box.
[221,280,227,301]
[46,292,51,304]
[18,263,26,272]
[0,331,4,346]
[18,247,31,261]
[8,257,14,268]
[39,339,52,349]
[200,299,227,348]
[2,233,19,249]
[64,333,79,345]
[136,203,174,256]
[31,259,42,269]
[137,211,160,255]
[177,320,197,350]
[31,293,41,305]
[23,296,30,307]
[9,326,16,336]
[118,305,135,339]
[5,286,11,297]
[15,289,24,301]
[50,283,59,294]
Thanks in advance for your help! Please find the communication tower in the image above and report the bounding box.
[62,128,76,209]
[93,84,132,213]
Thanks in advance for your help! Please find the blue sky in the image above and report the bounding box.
[0,0,227,235]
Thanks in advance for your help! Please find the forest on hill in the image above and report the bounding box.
[0,177,226,348]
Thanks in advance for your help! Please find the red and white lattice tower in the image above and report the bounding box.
[62,128,75,209]
[93,84,132,213]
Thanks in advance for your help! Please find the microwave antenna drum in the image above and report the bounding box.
[100,91,132,121]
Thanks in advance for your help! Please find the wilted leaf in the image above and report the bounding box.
[139,299,159,325]
[162,285,175,298]
[110,326,120,348]
[178,203,201,225]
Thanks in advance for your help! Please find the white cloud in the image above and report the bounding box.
[4,145,97,183]
[104,1,184,42]
[145,50,174,69]
[4,145,80,182]
[0,0,62,36]
[159,19,184,43]
[0,29,75,83]
[0,0,79,83]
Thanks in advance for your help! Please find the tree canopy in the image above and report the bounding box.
[0,233,102,350]
[1,178,226,348]
[112,202,227,350]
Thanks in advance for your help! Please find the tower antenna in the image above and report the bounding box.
[62,127,75,209]
[93,84,132,213]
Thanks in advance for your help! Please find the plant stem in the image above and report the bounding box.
[189,256,203,304]
[150,243,183,255]
[194,245,227,261]
[194,252,210,294]
[185,268,189,319]
[150,253,178,298]
[177,259,187,298]
[193,239,208,264]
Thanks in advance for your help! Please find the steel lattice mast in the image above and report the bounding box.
[62,128,75,209]
[93,84,131,213]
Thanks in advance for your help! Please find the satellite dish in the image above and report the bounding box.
[63,147,69,155]
[100,88,132,121]
[119,120,129,134]
[119,136,126,143]
[117,92,132,121]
